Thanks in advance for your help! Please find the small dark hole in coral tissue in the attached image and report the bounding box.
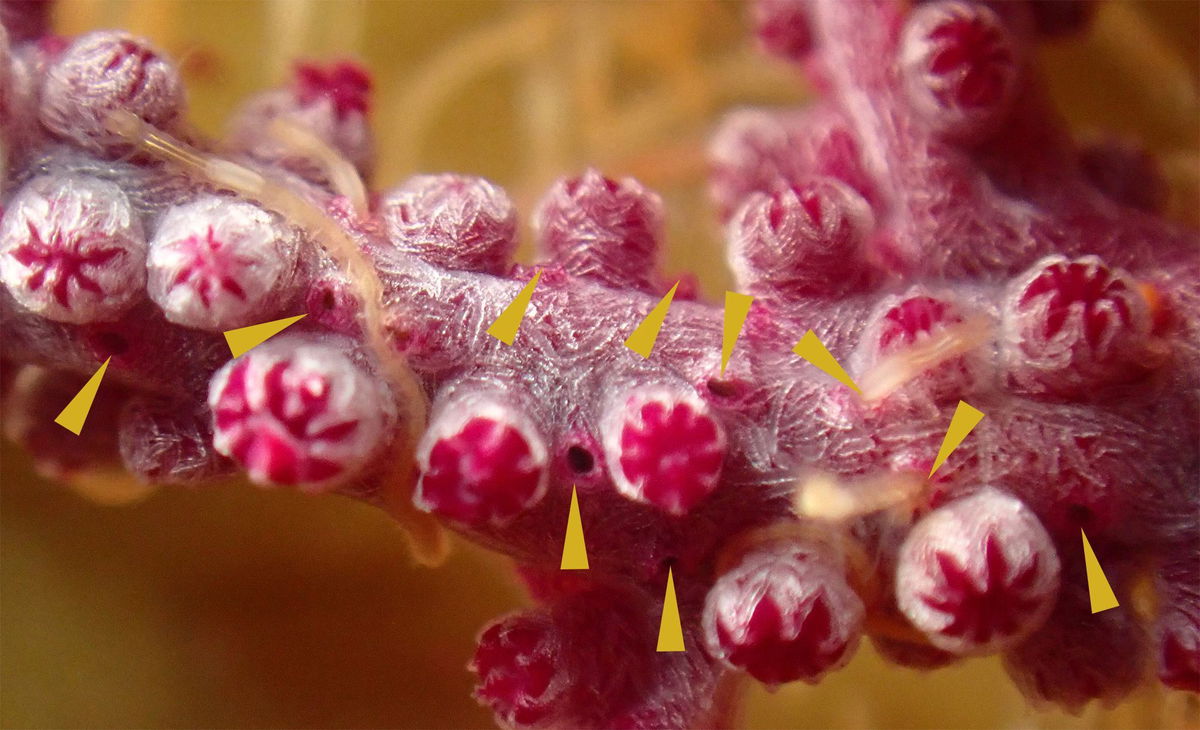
[1067,503,1093,527]
[566,445,595,474]
[321,289,337,310]
[706,378,739,398]
[92,331,129,358]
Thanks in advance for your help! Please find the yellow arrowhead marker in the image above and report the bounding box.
[792,330,861,394]
[929,400,985,477]
[721,292,754,375]
[561,485,589,570]
[1082,529,1120,613]
[625,281,679,358]
[657,567,686,652]
[54,358,111,435]
[488,269,542,345]
[224,314,306,358]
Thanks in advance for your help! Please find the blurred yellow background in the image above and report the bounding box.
[2,1,1197,728]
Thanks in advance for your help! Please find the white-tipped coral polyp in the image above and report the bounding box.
[0,173,146,323]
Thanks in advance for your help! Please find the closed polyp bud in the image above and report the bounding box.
[470,613,566,728]
[855,291,986,404]
[147,196,298,331]
[39,30,184,153]
[1003,255,1153,395]
[601,384,725,516]
[0,174,145,323]
[294,60,371,119]
[896,488,1060,655]
[727,178,872,298]
[703,542,864,686]
[899,1,1019,141]
[752,0,813,62]
[534,169,663,290]
[414,393,548,526]
[207,337,394,491]
[380,174,517,274]
[707,108,807,221]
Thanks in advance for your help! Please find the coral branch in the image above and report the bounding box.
[1,1,1196,726]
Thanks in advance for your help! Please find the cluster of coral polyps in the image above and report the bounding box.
[1,0,1197,726]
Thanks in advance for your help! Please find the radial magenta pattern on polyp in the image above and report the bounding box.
[147,196,296,330]
[216,362,343,484]
[295,60,371,118]
[208,338,391,490]
[896,489,1060,655]
[416,405,547,526]
[15,226,119,306]
[925,11,1014,108]
[704,544,864,686]
[900,1,1018,137]
[471,614,563,727]
[173,227,248,304]
[0,173,145,324]
[1018,257,1134,346]
[1005,255,1153,394]
[920,536,1042,644]
[606,388,725,516]
[878,296,957,351]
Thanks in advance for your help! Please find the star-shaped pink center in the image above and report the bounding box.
[11,221,123,308]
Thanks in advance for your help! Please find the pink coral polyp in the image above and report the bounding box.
[900,1,1019,138]
[471,613,565,727]
[602,386,725,516]
[147,195,298,331]
[0,173,145,323]
[39,30,184,152]
[896,489,1060,655]
[1004,255,1154,395]
[208,337,393,491]
[704,543,864,686]
[415,398,548,526]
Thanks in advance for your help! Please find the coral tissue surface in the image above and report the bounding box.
[1,1,1196,727]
